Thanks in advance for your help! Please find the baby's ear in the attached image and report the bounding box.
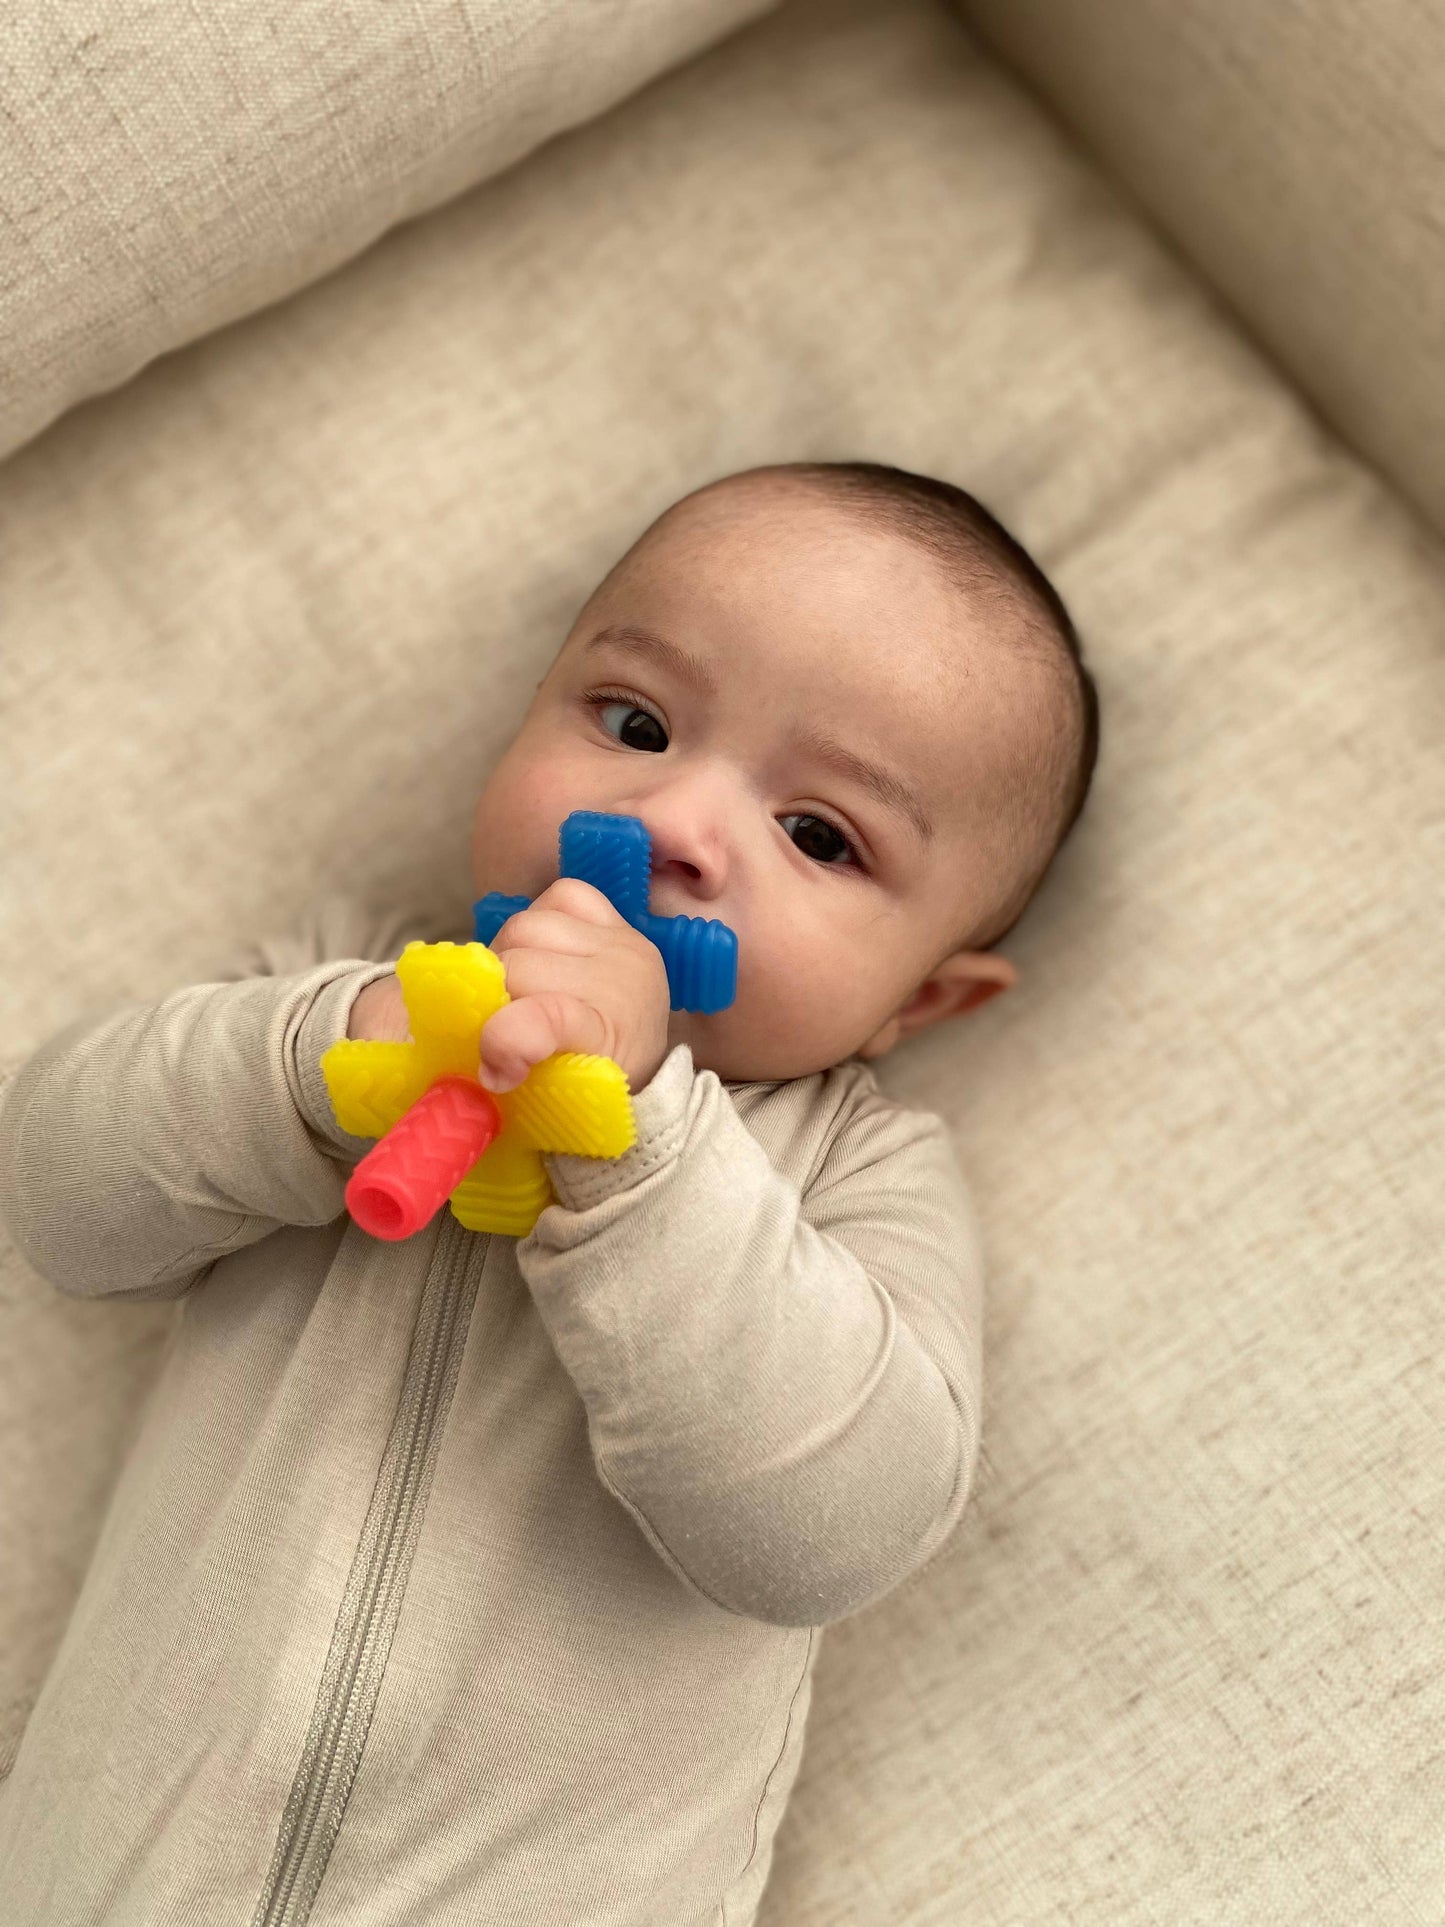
[859,950,1019,1058]
[917,950,1017,1026]
[937,948,1017,1003]
[954,976,1010,1016]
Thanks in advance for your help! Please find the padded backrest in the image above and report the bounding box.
[954,0,1445,535]
[0,0,777,465]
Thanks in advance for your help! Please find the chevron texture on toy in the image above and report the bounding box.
[320,811,738,1241]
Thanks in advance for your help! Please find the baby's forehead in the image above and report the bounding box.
[658,470,893,554]
[681,488,1019,646]
[654,508,953,645]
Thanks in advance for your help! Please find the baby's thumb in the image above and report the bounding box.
[478,993,596,1093]
[477,999,549,1094]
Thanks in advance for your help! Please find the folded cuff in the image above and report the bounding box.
[542,1040,697,1211]
[291,959,408,1161]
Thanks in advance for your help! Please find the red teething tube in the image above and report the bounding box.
[345,1076,503,1241]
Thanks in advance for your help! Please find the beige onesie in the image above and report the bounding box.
[0,898,984,1926]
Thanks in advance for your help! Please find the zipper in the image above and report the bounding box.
[253,1212,484,1927]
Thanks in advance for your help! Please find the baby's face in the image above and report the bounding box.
[469,475,1026,1084]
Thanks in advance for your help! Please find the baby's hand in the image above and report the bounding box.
[347,973,412,1042]
[478,878,672,1096]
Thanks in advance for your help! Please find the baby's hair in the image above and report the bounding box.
[740,460,1101,955]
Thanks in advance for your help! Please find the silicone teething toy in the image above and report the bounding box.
[320,810,738,1242]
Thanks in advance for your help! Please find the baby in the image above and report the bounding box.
[0,461,1098,1926]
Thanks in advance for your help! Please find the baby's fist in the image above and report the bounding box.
[477,878,672,1097]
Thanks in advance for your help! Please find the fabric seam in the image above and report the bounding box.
[723,1628,817,1924]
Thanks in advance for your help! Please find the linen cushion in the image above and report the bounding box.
[954,0,1445,536]
[0,0,777,464]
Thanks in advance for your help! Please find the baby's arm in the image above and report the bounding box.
[518,1047,983,1629]
[0,901,435,1302]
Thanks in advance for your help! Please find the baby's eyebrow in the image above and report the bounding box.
[584,624,720,698]
[789,725,936,848]
[582,624,936,850]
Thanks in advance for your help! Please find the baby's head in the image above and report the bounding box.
[470,462,1099,1085]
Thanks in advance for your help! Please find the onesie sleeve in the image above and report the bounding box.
[0,895,460,1303]
[517,1043,984,1629]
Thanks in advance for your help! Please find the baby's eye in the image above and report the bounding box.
[778,814,856,867]
[589,695,668,755]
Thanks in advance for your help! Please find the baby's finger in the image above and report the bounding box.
[527,876,626,927]
[488,946,609,1013]
[488,903,601,958]
[477,992,608,1093]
